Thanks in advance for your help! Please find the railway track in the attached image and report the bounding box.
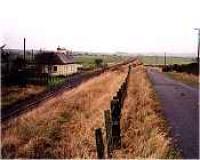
[1,59,136,122]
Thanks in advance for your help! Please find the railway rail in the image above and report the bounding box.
[1,58,136,122]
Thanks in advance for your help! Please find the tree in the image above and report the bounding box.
[95,58,103,68]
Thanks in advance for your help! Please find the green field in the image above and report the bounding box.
[138,56,195,65]
[74,54,130,68]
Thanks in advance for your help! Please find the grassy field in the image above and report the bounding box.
[165,72,199,88]
[138,56,194,65]
[74,54,130,68]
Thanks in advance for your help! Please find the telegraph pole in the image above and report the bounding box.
[164,52,167,66]
[32,49,34,62]
[194,28,200,66]
[24,38,26,61]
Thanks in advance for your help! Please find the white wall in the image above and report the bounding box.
[41,64,82,76]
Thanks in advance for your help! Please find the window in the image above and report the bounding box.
[53,66,57,72]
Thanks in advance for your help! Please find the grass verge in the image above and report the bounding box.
[112,65,181,158]
[165,72,199,88]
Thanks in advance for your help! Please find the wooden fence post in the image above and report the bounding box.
[111,98,121,149]
[104,110,112,157]
[121,82,126,105]
[94,65,131,157]
[95,128,105,159]
[117,90,122,108]
[111,98,121,120]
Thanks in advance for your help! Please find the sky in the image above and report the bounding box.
[0,0,200,56]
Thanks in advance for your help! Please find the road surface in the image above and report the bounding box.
[147,67,199,159]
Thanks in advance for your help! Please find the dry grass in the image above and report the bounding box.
[165,71,199,88]
[1,85,46,108]
[113,65,180,158]
[1,64,180,159]
[1,66,128,158]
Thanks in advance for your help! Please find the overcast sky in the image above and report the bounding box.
[0,0,200,56]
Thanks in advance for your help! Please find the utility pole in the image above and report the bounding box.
[32,49,34,62]
[164,52,167,66]
[6,50,9,74]
[103,54,105,70]
[24,38,26,62]
[194,28,200,66]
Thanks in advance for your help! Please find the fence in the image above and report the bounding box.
[95,65,131,158]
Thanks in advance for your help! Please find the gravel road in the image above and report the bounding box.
[147,67,199,159]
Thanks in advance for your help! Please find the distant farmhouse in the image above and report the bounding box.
[35,49,82,76]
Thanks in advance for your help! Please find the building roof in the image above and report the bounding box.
[35,51,75,65]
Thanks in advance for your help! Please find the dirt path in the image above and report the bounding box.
[147,67,199,159]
